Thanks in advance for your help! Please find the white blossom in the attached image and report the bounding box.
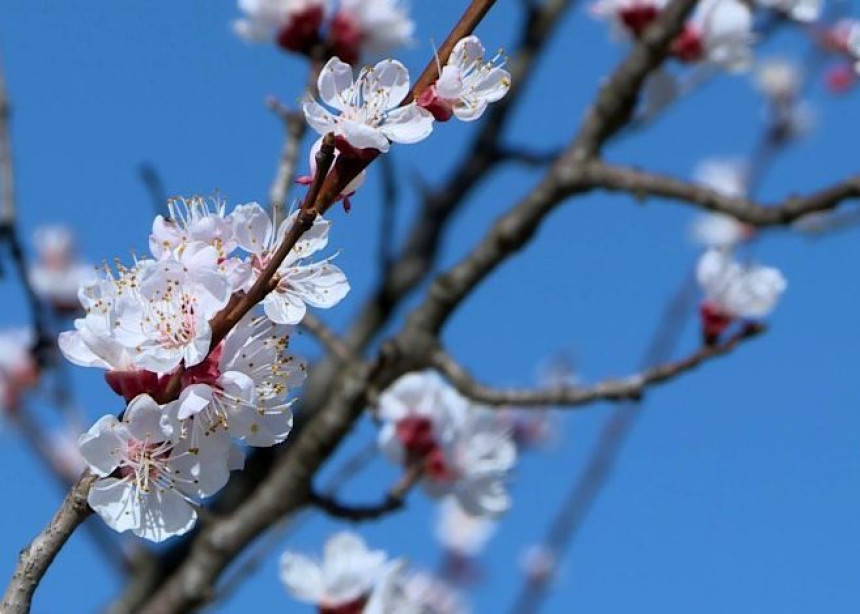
[28,225,95,312]
[686,0,754,71]
[753,57,802,102]
[177,313,305,447]
[79,394,231,542]
[303,57,434,153]
[418,36,511,122]
[755,0,821,23]
[435,496,496,558]
[233,0,325,46]
[696,248,787,319]
[367,568,470,614]
[232,202,349,325]
[280,531,391,609]
[333,0,415,61]
[590,0,669,39]
[0,328,38,411]
[378,372,517,517]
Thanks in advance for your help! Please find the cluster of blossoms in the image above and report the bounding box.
[591,0,755,71]
[281,531,468,612]
[62,196,348,541]
[303,35,511,159]
[234,0,415,63]
[377,371,517,518]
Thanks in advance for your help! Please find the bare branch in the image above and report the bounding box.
[1,473,96,614]
[267,103,306,224]
[585,162,860,227]
[308,464,421,522]
[433,325,766,408]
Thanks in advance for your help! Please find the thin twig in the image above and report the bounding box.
[301,313,352,362]
[308,463,422,522]
[433,324,765,408]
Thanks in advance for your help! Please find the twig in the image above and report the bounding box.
[308,463,422,522]
[0,472,96,613]
[378,153,398,276]
[585,162,860,227]
[267,101,306,225]
[138,163,169,217]
[433,325,765,408]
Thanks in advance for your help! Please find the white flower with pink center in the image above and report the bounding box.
[671,0,754,71]
[28,225,95,313]
[418,36,511,122]
[697,248,786,341]
[0,328,38,411]
[303,57,434,154]
[331,0,415,63]
[367,567,469,614]
[175,314,306,447]
[280,531,392,611]
[590,0,669,39]
[150,196,237,261]
[755,0,821,22]
[435,496,496,559]
[111,245,231,372]
[378,371,517,517]
[79,394,230,542]
[232,203,349,325]
[233,0,326,53]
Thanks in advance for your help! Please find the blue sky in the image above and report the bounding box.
[1,1,860,612]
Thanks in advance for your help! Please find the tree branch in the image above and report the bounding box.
[433,324,766,408]
[308,464,421,522]
[586,162,860,227]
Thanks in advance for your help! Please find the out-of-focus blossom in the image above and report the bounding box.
[28,225,95,313]
[590,0,669,39]
[0,328,38,412]
[280,531,392,611]
[435,496,496,559]
[753,57,802,102]
[368,567,470,614]
[233,0,326,54]
[417,36,511,122]
[303,57,434,155]
[755,0,821,23]
[689,159,753,248]
[378,371,517,517]
[330,0,415,64]
[696,248,786,342]
[520,544,557,586]
[671,0,754,71]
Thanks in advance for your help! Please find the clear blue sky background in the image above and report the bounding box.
[1,1,860,612]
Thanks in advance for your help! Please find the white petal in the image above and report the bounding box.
[78,415,126,476]
[318,57,355,111]
[380,104,434,144]
[133,488,197,542]
[302,97,339,137]
[125,394,169,443]
[339,119,390,152]
[232,202,273,255]
[88,478,141,535]
[280,552,325,604]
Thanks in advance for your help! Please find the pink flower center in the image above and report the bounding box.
[395,416,455,482]
[416,84,455,122]
[670,26,704,63]
[619,4,659,36]
[699,299,733,345]
[319,595,368,614]
[182,342,224,388]
[276,5,324,54]
[329,12,364,65]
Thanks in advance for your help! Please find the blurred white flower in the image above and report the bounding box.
[233,0,325,53]
[435,497,496,558]
[29,225,95,313]
[0,328,38,411]
[280,531,391,610]
[753,57,802,102]
[755,0,821,23]
[331,0,415,63]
